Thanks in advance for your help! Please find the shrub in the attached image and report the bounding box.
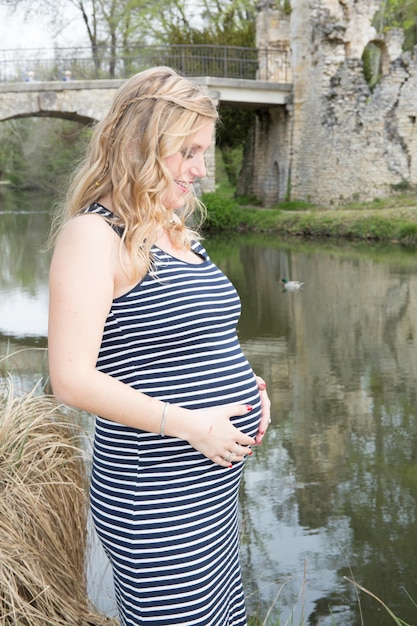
[202,192,241,230]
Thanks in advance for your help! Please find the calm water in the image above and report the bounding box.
[2,190,417,625]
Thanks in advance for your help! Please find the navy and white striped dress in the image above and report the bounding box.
[87,204,261,625]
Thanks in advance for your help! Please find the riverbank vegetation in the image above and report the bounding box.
[202,181,417,245]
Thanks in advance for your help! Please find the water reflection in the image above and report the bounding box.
[206,235,417,625]
[0,192,49,388]
[2,196,417,625]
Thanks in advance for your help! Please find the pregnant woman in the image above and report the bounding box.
[48,66,271,626]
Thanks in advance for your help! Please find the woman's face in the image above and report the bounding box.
[162,120,214,210]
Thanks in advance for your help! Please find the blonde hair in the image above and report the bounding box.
[50,66,218,280]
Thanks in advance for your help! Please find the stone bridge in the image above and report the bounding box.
[0,77,292,125]
[0,76,292,194]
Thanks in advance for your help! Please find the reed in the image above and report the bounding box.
[0,374,115,625]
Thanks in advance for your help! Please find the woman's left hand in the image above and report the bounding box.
[254,375,271,445]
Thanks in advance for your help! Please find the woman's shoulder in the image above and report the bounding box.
[56,206,119,251]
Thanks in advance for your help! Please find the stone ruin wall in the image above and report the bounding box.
[249,0,417,207]
[256,0,292,83]
[291,0,417,205]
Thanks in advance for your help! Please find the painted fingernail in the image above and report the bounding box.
[246,404,253,411]
[228,463,233,469]
[248,449,253,456]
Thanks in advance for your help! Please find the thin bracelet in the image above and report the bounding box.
[160,402,169,437]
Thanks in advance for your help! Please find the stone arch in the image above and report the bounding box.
[0,84,118,127]
[362,28,405,90]
[1,110,96,125]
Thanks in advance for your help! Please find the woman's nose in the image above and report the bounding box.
[190,155,207,178]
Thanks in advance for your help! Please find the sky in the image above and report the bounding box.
[0,5,84,49]
[0,7,52,48]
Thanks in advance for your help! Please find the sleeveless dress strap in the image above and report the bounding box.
[81,202,125,238]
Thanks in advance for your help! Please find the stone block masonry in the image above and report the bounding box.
[290,0,417,205]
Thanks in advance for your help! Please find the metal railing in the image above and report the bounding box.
[0,44,291,84]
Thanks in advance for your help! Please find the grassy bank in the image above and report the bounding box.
[202,190,417,244]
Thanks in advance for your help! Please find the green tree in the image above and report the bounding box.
[0,118,90,192]
[0,0,263,77]
[0,120,28,187]
[216,106,256,188]
[21,118,90,193]
[374,0,417,50]
[158,0,256,47]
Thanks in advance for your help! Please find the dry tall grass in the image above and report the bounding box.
[0,374,116,625]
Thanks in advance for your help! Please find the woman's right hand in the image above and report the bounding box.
[185,404,256,468]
